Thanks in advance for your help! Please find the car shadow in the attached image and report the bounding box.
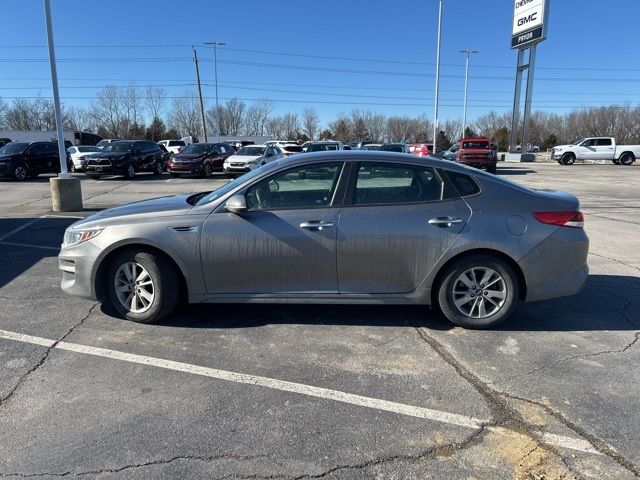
[496,168,537,176]
[118,274,640,333]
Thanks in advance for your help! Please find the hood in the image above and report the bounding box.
[73,194,193,228]
[86,151,130,160]
[552,144,572,150]
[227,154,262,163]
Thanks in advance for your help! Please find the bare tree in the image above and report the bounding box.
[168,92,202,138]
[90,86,126,137]
[245,99,274,136]
[266,116,287,139]
[361,111,386,143]
[443,119,464,143]
[301,107,320,140]
[145,86,167,121]
[328,114,351,142]
[281,113,299,139]
[64,106,93,132]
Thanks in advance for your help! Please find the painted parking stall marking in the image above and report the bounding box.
[0,328,602,456]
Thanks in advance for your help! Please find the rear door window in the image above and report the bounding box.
[353,163,444,205]
[443,171,480,197]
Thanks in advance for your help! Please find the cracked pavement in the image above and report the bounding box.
[0,163,639,479]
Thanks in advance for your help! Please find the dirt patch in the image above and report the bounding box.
[487,427,575,480]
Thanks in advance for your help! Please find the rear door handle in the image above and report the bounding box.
[300,221,335,231]
[428,217,463,227]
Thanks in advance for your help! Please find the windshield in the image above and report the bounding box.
[572,138,585,145]
[96,140,111,148]
[0,142,29,155]
[180,144,212,155]
[283,145,302,153]
[236,146,265,156]
[103,142,133,153]
[380,144,404,152]
[195,161,280,206]
[462,140,490,149]
[308,143,339,152]
[77,146,100,153]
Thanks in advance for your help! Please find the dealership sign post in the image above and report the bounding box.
[507,0,550,161]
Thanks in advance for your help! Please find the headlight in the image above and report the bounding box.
[62,227,104,248]
[246,159,259,165]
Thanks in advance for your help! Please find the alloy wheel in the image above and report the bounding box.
[14,166,28,181]
[451,267,506,318]
[114,262,155,313]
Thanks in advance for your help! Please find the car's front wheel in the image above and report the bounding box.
[12,162,29,181]
[437,255,520,329]
[106,249,179,324]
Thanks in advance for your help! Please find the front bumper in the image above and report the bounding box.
[223,162,254,172]
[168,161,204,174]
[518,226,589,302]
[86,163,125,175]
[59,240,103,300]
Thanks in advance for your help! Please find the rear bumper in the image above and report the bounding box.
[518,227,589,302]
[457,159,496,168]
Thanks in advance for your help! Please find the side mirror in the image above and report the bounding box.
[225,194,247,214]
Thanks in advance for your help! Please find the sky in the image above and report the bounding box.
[1,0,639,127]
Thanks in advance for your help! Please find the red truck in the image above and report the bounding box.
[456,137,497,174]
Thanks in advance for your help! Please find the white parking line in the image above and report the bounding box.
[0,216,45,242]
[0,241,59,251]
[166,178,172,182]
[0,328,602,456]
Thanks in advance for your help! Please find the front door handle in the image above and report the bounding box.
[428,217,463,227]
[300,221,335,231]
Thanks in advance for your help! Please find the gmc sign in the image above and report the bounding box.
[511,0,548,49]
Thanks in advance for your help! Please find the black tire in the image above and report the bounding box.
[153,160,164,176]
[124,162,136,180]
[436,254,520,329]
[106,249,180,324]
[487,164,497,174]
[202,162,213,178]
[612,158,621,165]
[87,174,101,180]
[69,162,77,173]
[12,162,29,181]
[560,153,575,165]
[619,152,635,166]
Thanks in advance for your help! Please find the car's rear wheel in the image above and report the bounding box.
[437,255,520,329]
[12,162,29,181]
[124,162,136,180]
[612,158,621,165]
[106,249,179,324]
[619,152,635,166]
[561,153,575,165]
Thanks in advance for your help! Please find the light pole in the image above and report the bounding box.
[204,41,226,135]
[44,0,82,212]
[432,0,443,152]
[460,49,478,137]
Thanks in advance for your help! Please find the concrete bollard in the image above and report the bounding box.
[50,176,83,212]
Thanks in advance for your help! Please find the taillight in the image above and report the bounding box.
[532,211,584,228]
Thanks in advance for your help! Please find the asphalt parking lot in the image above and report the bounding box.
[0,163,639,479]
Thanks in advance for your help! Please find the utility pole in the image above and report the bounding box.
[460,49,478,137]
[204,41,226,135]
[192,46,208,142]
[432,0,443,152]
[44,0,82,211]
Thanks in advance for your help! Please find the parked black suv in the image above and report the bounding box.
[0,141,71,181]
[85,140,165,180]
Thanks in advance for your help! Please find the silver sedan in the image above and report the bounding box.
[59,151,589,329]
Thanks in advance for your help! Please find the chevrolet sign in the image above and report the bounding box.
[512,0,549,49]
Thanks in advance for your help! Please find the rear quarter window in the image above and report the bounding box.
[443,170,480,197]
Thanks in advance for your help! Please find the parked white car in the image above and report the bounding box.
[552,137,640,165]
[66,145,100,172]
[223,145,284,174]
[158,139,186,155]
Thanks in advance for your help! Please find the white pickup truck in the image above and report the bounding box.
[552,137,640,165]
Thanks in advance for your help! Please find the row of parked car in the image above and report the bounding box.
[0,136,500,181]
